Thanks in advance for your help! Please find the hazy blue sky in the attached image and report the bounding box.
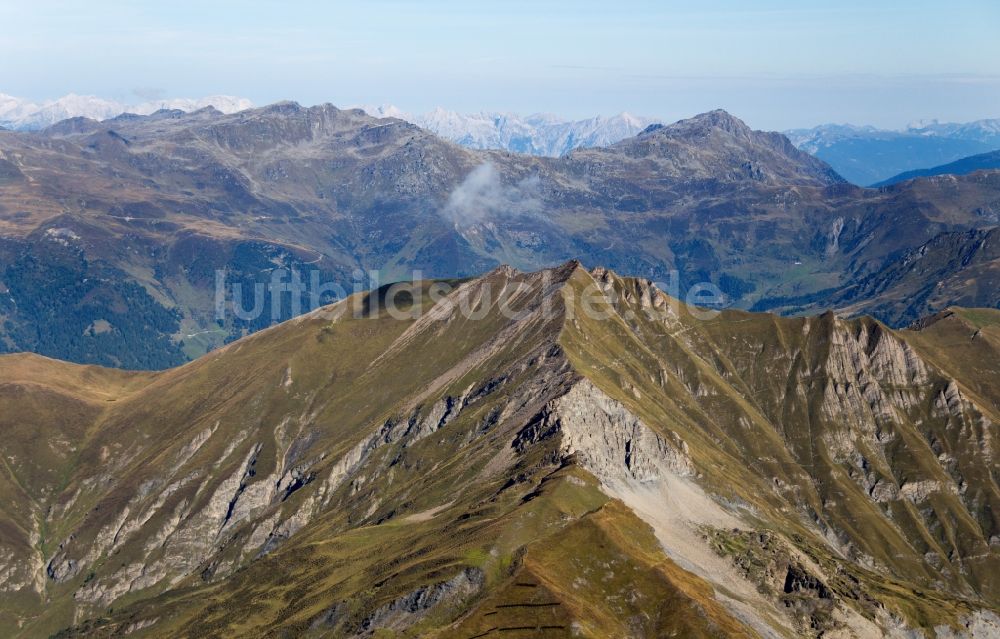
[2,0,998,129]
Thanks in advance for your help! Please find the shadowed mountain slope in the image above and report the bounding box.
[756,226,1000,325]
[876,151,1000,187]
[0,264,997,637]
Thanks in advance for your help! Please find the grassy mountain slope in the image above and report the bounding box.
[0,264,998,638]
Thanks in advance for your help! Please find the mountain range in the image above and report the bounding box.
[7,94,1000,186]
[1,263,998,637]
[364,106,659,156]
[0,103,998,368]
[785,120,1000,186]
[365,107,1000,188]
[7,95,999,189]
[0,93,253,131]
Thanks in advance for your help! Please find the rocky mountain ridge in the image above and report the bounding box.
[0,263,998,637]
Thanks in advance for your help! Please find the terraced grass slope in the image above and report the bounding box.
[0,263,997,637]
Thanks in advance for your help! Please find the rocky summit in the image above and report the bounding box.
[1,104,998,368]
[0,263,998,637]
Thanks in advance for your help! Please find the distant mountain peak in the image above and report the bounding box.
[597,108,843,187]
[665,109,752,138]
[192,105,223,116]
[258,100,307,115]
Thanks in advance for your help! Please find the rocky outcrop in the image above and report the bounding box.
[359,568,484,633]
[820,320,920,441]
[515,379,694,483]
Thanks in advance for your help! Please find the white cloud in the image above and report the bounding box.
[442,163,542,228]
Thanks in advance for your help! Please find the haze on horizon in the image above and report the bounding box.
[2,0,999,130]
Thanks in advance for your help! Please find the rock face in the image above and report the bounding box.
[353,567,485,633]
[516,379,695,483]
[2,104,1000,367]
[0,263,998,638]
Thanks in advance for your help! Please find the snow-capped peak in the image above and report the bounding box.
[361,104,411,120]
[359,106,661,156]
[906,118,941,131]
[0,92,254,130]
